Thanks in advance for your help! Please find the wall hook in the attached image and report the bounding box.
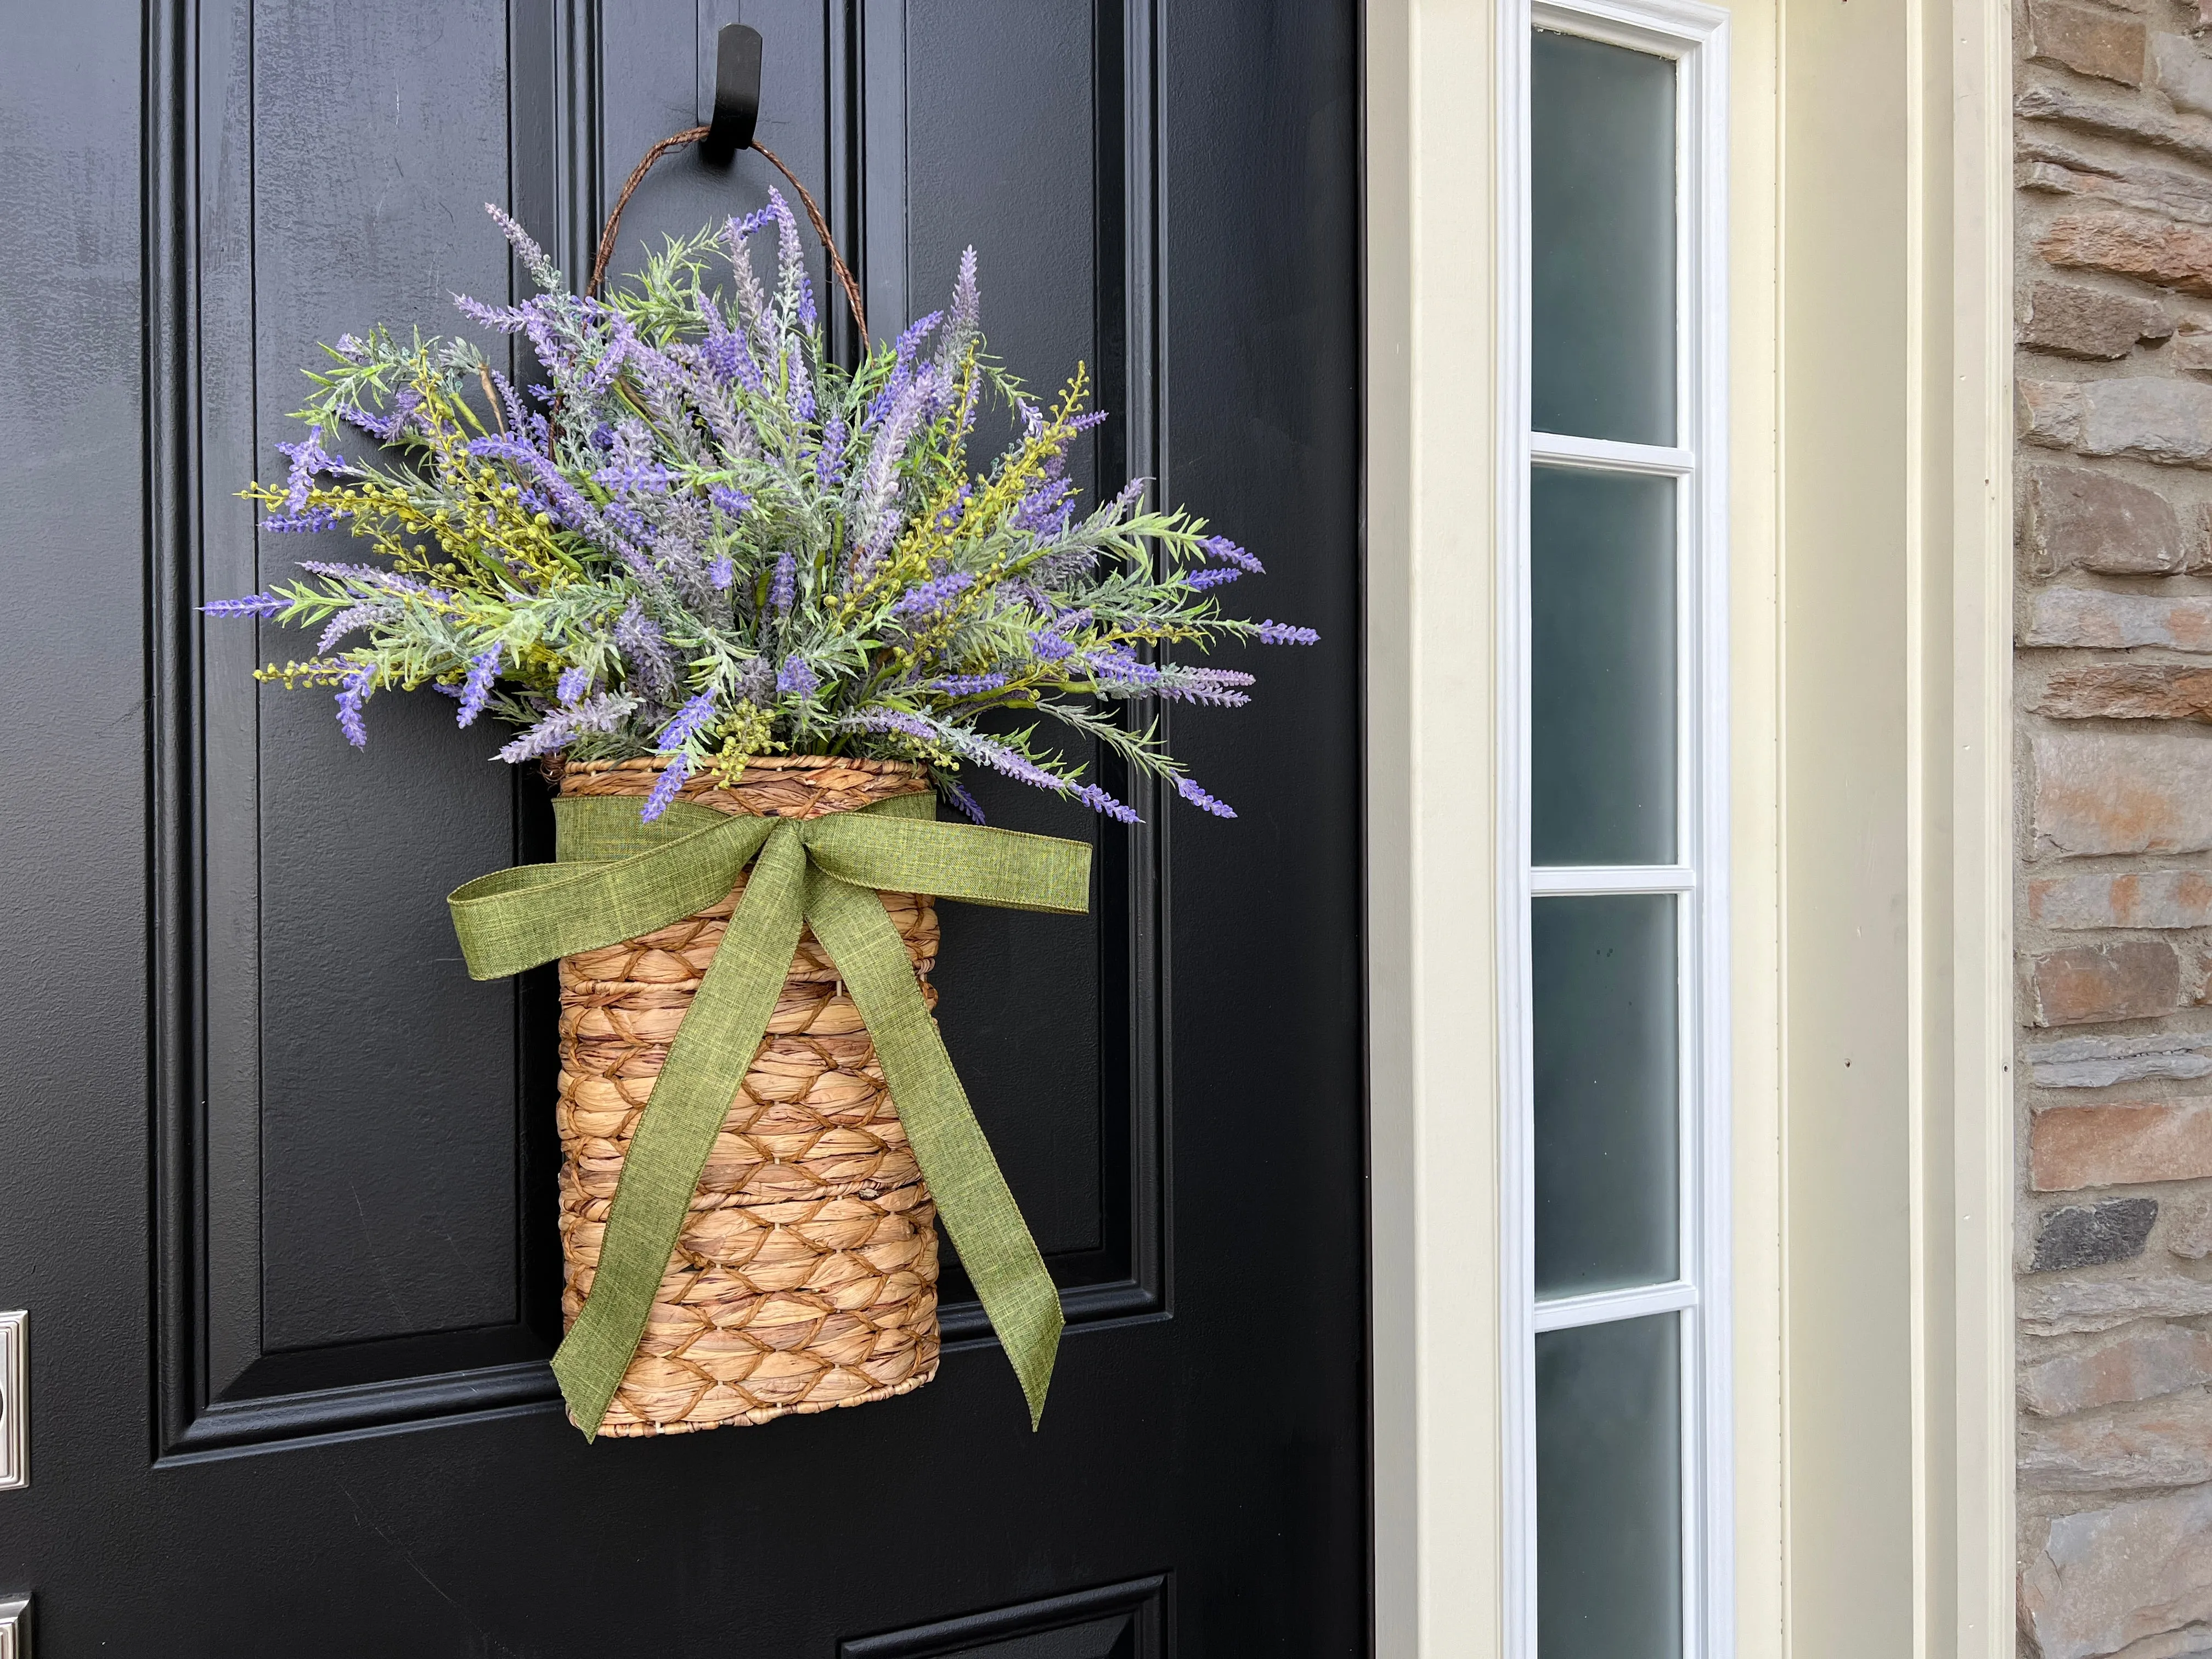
[699,24,763,167]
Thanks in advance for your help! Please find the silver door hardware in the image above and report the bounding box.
[0,1312,22,1492]
[0,1593,27,1659]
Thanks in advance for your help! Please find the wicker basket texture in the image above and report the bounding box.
[554,755,942,1436]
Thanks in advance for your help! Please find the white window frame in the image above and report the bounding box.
[1496,4,1733,1658]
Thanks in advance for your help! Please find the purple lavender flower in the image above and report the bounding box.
[1184,567,1241,591]
[467,435,598,533]
[316,602,388,653]
[726,205,776,244]
[894,311,945,368]
[485,202,561,290]
[594,459,673,494]
[201,592,285,619]
[936,247,981,369]
[602,500,650,542]
[556,665,591,706]
[927,672,1007,697]
[452,292,531,334]
[934,731,1094,799]
[1201,536,1265,575]
[641,753,692,822]
[346,387,422,445]
[488,370,535,439]
[1154,666,1255,708]
[455,644,501,728]
[296,561,431,593]
[708,554,735,590]
[892,570,973,618]
[335,663,372,749]
[708,484,750,518]
[1175,775,1237,818]
[1028,629,1076,661]
[837,708,944,744]
[496,690,635,763]
[770,549,797,617]
[656,691,719,752]
[263,506,347,534]
[816,417,847,488]
[776,657,820,697]
[616,602,675,701]
[1085,648,1160,686]
[1073,782,1143,824]
[275,426,349,512]
[940,777,986,824]
[773,195,818,329]
[1111,477,1149,514]
[1254,619,1319,645]
[701,329,763,392]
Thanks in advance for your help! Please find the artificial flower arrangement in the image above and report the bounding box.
[212,199,1313,825]
[208,194,1315,1441]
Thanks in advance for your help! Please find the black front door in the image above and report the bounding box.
[0,3,1364,1652]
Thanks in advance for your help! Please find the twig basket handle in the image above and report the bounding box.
[586,127,868,342]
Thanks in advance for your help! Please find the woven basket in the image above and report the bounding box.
[552,754,943,1436]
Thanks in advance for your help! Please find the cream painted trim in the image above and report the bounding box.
[1937,0,2017,1645]
[1369,0,2009,1650]
[1367,0,1503,1651]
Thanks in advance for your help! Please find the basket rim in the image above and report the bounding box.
[560,753,925,777]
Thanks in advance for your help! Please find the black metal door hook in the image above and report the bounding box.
[699,24,763,166]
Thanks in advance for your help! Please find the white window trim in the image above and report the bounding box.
[1496,5,1733,1658]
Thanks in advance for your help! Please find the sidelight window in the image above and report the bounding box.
[1502,5,1731,1659]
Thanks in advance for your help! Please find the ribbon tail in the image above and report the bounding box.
[551,822,809,1440]
[804,867,1064,1429]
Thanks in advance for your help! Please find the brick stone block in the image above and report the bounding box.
[2022,464,2193,573]
[2166,1189,2212,1257]
[2021,1271,2212,1332]
[2041,209,2212,295]
[2019,280,2173,358]
[2178,315,2212,373]
[2035,730,2212,856]
[2019,1386,2212,1491]
[2028,871,2212,929]
[2030,1195,2160,1269]
[2026,941,2185,1027]
[2019,376,2212,466]
[2021,1488,2212,1659]
[2021,1271,2212,1334]
[2038,661,2212,720]
[2024,588,2212,648]
[2019,127,2212,225]
[2154,32,2212,115]
[2028,0,2147,83]
[2021,1321,2212,1414]
[2033,1098,2212,1189]
[2023,1030,2212,1086]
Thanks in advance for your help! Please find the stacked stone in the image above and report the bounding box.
[2017,4,2212,1651]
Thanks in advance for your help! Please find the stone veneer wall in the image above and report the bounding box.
[2015,3,2212,1652]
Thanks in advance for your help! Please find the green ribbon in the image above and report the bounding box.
[446,790,1091,1440]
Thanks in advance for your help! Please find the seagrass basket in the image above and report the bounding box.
[552,754,943,1436]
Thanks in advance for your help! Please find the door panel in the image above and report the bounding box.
[0,2,1364,1651]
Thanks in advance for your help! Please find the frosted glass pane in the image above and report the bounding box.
[1532,30,1676,445]
[1537,1314,1683,1659]
[1533,895,1678,1295]
[1531,466,1675,867]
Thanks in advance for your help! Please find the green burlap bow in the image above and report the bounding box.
[445,788,1091,1440]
